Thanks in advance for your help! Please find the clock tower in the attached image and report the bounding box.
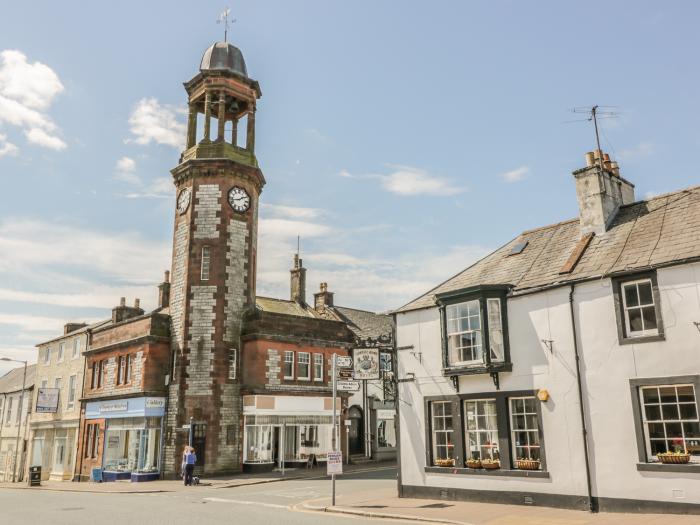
[165,41,264,475]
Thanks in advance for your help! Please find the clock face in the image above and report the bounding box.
[177,188,191,215]
[228,186,251,213]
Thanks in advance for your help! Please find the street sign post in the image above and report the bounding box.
[327,451,343,475]
[336,356,353,368]
[336,380,360,392]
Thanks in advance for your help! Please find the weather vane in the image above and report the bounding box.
[217,7,236,42]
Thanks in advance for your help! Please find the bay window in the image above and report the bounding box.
[446,300,482,364]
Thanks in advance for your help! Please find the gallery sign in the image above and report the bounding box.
[145,398,165,409]
[36,388,60,413]
[353,348,380,380]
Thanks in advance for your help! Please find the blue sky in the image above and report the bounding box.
[1,1,699,373]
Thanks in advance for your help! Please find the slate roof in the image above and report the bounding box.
[36,319,110,347]
[256,296,319,318]
[329,306,393,342]
[397,185,700,313]
[0,364,36,394]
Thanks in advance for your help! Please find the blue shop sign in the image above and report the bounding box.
[85,397,165,419]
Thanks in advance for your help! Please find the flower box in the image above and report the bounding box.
[465,459,482,469]
[481,459,500,470]
[516,459,540,470]
[657,453,691,465]
[434,458,455,467]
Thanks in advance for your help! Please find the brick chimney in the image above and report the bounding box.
[313,282,334,313]
[112,297,144,324]
[158,270,171,309]
[290,254,307,304]
[573,150,635,236]
[64,323,87,335]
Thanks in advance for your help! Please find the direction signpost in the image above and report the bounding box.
[331,354,354,505]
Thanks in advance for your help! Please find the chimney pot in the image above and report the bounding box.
[585,152,595,167]
[164,270,170,283]
[134,298,140,309]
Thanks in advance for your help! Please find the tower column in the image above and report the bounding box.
[216,91,226,142]
[202,91,212,143]
[246,108,256,152]
[230,118,238,146]
[186,104,198,149]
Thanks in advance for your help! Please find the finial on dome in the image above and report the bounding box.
[217,7,235,43]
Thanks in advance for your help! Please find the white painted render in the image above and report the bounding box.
[396,262,700,505]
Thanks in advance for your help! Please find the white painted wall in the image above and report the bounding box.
[396,262,700,505]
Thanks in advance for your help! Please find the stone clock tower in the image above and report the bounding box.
[164,41,264,475]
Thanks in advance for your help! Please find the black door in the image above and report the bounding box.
[192,424,206,468]
[348,406,363,454]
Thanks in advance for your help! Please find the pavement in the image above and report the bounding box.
[302,486,700,525]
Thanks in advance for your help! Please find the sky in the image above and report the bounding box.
[1,1,699,374]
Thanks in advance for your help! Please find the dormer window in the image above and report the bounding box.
[437,285,511,375]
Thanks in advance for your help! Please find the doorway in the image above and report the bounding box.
[348,405,363,455]
[52,437,66,475]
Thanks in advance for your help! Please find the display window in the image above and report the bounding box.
[102,416,162,473]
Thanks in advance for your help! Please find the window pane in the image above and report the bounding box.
[677,386,695,403]
[662,404,679,420]
[647,422,665,439]
[659,387,677,404]
[644,404,661,421]
[642,307,657,330]
[643,387,660,404]
[680,403,698,420]
[649,440,666,455]
[624,284,639,307]
[683,422,700,439]
[638,281,653,305]
[665,422,682,438]
[628,308,643,332]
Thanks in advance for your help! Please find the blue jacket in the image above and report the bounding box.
[184,452,197,465]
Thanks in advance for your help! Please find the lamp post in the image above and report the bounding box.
[1,358,27,483]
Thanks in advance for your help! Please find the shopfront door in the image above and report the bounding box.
[348,406,363,455]
[52,437,66,474]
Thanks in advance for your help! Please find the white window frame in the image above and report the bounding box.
[486,298,504,362]
[72,338,80,359]
[430,401,454,464]
[297,352,311,381]
[510,396,541,465]
[313,353,323,382]
[621,278,659,338]
[201,246,211,281]
[44,348,50,364]
[446,299,483,366]
[639,384,699,463]
[283,351,295,379]
[464,398,499,461]
[57,343,64,362]
[68,375,77,408]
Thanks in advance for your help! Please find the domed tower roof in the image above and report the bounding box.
[200,42,248,77]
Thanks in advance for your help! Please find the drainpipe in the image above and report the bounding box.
[569,284,596,512]
[77,330,90,482]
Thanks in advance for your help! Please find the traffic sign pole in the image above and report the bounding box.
[332,354,337,506]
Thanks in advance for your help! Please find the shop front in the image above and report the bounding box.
[243,395,338,473]
[29,423,78,481]
[84,397,165,482]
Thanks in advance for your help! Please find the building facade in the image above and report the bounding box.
[0,365,35,482]
[395,151,700,514]
[29,323,96,481]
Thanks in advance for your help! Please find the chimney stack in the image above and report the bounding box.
[112,297,145,324]
[290,254,307,304]
[313,282,334,312]
[573,150,635,236]
[64,322,87,335]
[158,270,171,309]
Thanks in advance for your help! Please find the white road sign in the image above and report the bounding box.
[335,356,353,368]
[327,451,343,475]
[336,380,360,392]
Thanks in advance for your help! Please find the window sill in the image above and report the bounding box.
[619,334,665,345]
[425,466,549,478]
[443,362,512,377]
[636,462,700,473]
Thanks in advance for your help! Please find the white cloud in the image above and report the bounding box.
[24,127,66,150]
[259,218,332,240]
[123,177,172,199]
[0,50,65,151]
[341,165,465,197]
[500,166,529,183]
[127,97,186,149]
[262,203,323,220]
[0,134,18,158]
[114,156,141,185]
[618,141,654,161]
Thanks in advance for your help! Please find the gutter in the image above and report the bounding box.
[569,284,596,512]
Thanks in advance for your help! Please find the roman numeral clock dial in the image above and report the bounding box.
[228,186,250,213]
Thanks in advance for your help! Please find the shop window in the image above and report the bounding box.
[638,384,699,463]
[245,425,273,463]
[103,417,162,473]
[510,397,541,464]
[298,352,310,380]
[283,351,294,379]
[465,399,499,461]
[378,416,396,448]
[313,354,323,382]
[613,272,664,343]
[430,401,454,466]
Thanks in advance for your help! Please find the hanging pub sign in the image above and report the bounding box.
[353,348,380,380]
[36,388,60,413]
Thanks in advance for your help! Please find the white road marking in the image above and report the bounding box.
[203,497,288,509]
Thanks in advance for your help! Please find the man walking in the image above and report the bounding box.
[183,446,197,486]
